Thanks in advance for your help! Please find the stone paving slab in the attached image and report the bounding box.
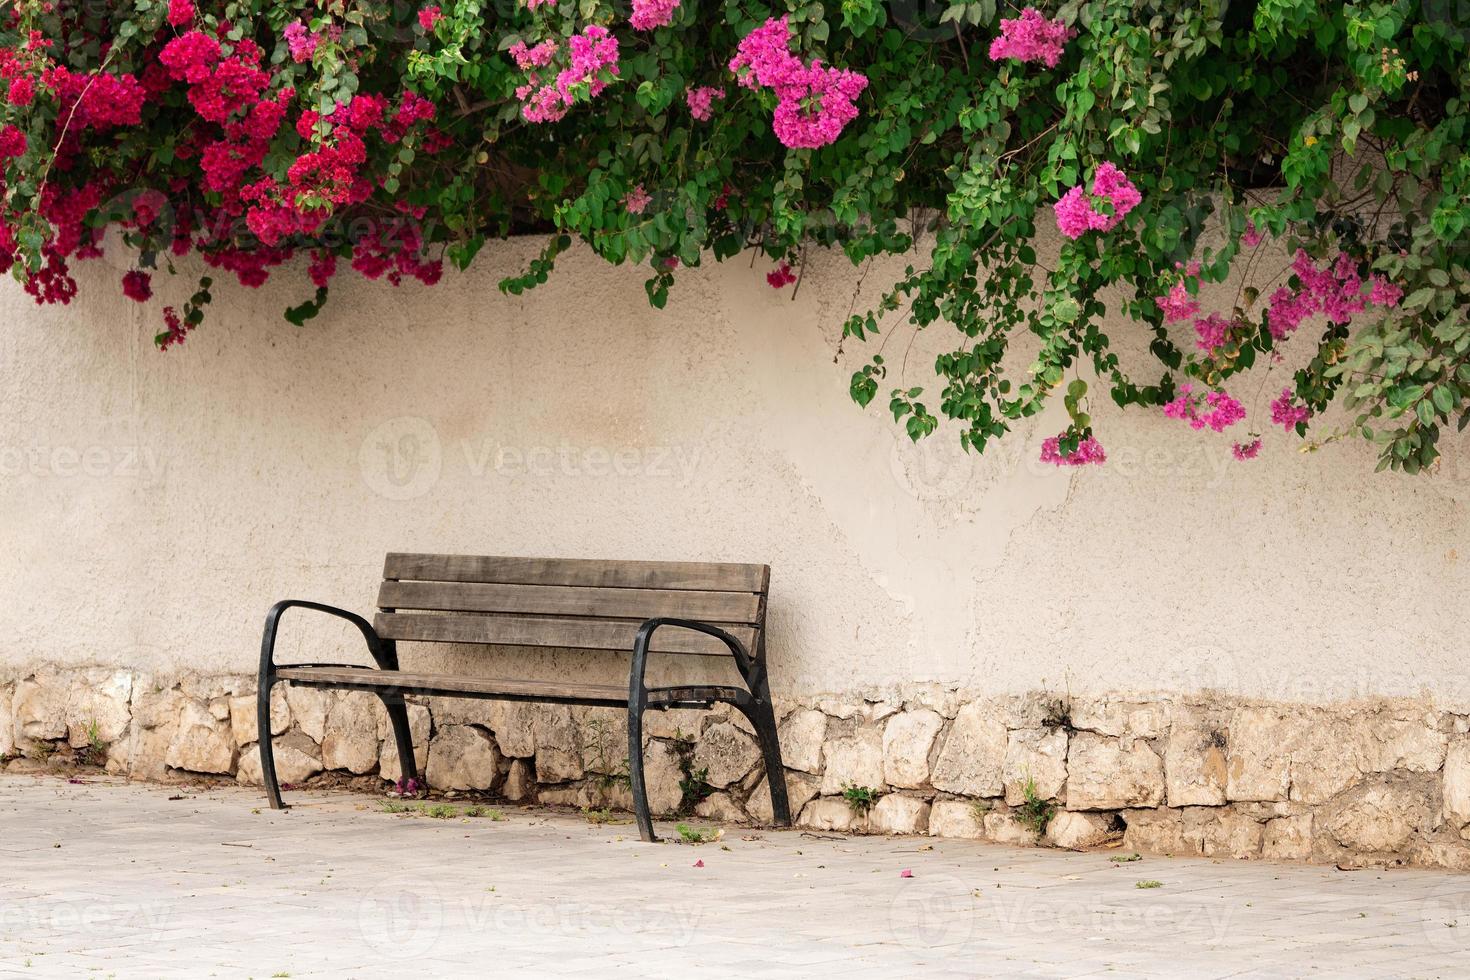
[0,774,1468,978]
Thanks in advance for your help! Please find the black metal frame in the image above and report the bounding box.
[257,604,791,842]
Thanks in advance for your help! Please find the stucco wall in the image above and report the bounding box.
[2,235,1467,707]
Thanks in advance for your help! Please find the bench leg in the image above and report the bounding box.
[258,675,286,810]
[627,698,657,843]
[746,678,791,827]
[379,694,419,786]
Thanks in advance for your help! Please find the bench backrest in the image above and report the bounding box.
[374,553,769,657]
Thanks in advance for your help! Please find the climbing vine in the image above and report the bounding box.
[2,0,1468,472]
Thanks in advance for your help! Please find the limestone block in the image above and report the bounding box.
[1045,810,1120,850]
[532,705,583,783]
[425,725,501,791]
[881,709,944,789]
[229,687,290,748]
[820,729,885,796]
[1002,728,1067,805]
[1164,707,1228,806]
[284,685,332,744]
[1263,814,1313,861]
[166,698,237,774]
[693,721,762,788]
[65,670,133,747]
[799,797,867,833]
[778,708,827,774]
[928,799,987,839]
[237,731,324,786]
[930,703,1006,798]
[746,771,818,825]
[1066,733,1164,810]
[868,795,931,835]
[1443,737,1470,829]
[321,691,385,774]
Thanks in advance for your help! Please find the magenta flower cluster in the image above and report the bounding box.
[1163,384,1247,432]
[685,85,725,122]
[1232,438,1262,460]
[1270,388,1312,431]
[988,7,1076,68]
[1054,162,1142,239]
[630,0,681,31]
[1267,250,1403,339]
[1040,433,1106,466]
[729,16,868,149]
[512,25,620,124]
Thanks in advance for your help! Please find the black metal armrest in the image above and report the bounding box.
[628,617,756,698]
[259,599,396,677]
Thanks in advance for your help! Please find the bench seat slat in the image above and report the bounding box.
[275,666,629,704]
[377,580,762,625]
[384,553,769,593]
[373,612,754,656]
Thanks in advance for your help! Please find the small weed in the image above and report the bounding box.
[1135,880,1163,889]
[969,799,992,824]
[76,719,108,767]
[1110,852,1143,863]
[585,718,633,793]
[583,806,616,825]
[671,730,713,815]
[675,823,722,844]
[841,783,879,816]
[424,804,459,819]
[271,973,291,978]
[1014,776,1056,835]
[378,800,416,814]
[464,806,504,820]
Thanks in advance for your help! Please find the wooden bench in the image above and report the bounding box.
[257,553,791,840]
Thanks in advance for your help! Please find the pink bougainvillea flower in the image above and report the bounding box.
[988,7,1076,68]
[525,0,555,9]
[1194,312,1233,354]
[1232,438,1262,460]
[1054,162,1141,239]
[1156,281,1200,323]
[1040,433,1106,466]
[1264,250,1403,340]
[730,16,867,149]
[767,261,797,288]
[899,869,914,878]
[418,5,443,30]
[685,85,724,121]
[167,0,195,27]
[284,22,319,63]
[692,859,704,868]
[121,270,152,303]
[513,25,619,123]
[0,124,26,158]
[1163,384,1246,432]
[630,0,680,31]
[1242,220,1262,247]
[1270,388,1312,431]
[624,185,651,214]
[7,74,35,106]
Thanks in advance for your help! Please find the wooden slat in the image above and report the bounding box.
[276,666,629,703]
[374,612,755,656]
[377,580,762,624]
[384,553,769,593]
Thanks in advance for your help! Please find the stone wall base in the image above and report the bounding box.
[5,669,1470,870]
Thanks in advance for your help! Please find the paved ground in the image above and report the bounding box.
[1,775,1468,978]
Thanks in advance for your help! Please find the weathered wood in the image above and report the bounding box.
[275,666,629,704]
[376,580,763,624]
[373,612,754,656]
[383,553,769,593]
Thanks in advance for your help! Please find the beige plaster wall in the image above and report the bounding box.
[2,235,1467,706]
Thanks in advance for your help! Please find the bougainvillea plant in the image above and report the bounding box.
[2,1,1469,474]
